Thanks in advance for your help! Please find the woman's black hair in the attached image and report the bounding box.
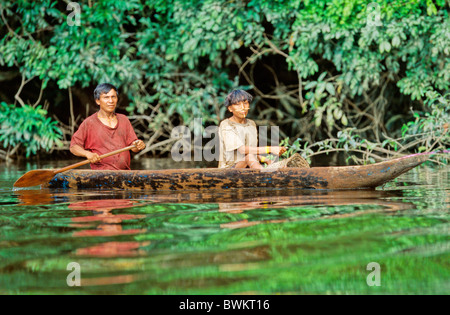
[224,89,253,107]
[94,83,119,100]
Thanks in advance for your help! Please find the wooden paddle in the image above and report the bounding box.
[13,144,137,188]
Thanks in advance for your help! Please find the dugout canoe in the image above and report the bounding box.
[41,153,429,190]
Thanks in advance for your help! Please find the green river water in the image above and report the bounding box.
[0,158,448,295]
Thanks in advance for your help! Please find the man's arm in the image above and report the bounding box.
[70,145,101,163]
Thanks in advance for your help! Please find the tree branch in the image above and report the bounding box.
[14,74,34,107]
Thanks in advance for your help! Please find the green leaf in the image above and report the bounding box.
[325,83,335,95]
[392,36,401,47]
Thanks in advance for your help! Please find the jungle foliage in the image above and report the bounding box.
[0,102,62,159]
[0,0,448,163]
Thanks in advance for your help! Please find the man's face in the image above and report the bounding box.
[95,89,118,114]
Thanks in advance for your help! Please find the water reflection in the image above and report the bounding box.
[67,200,149,266]
[69,199,150,287]
[6,170,448,294]
[215,190,413,229]
[14,188,414,233]
[14,187,411,208]
[14,189,57,206]
[68,200,145,235]
[14,190,151,256]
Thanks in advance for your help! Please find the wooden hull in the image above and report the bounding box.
[43,154,429,191]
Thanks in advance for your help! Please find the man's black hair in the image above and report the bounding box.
[224,89,253,107]
[94,83,119,100]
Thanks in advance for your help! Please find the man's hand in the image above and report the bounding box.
[71,145,101,163]
[132,140,146,152]
[85,151,101,164]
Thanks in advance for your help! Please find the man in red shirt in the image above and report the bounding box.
[70,83,146,170]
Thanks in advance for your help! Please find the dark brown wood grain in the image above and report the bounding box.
[41,154,429,190]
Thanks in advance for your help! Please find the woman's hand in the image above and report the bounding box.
[259,155,274,165]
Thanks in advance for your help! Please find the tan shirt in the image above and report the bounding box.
[218,118,258,168]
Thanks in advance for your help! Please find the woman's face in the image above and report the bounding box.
[228,100,250,120]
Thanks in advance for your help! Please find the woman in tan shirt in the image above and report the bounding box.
[218,89,286,169]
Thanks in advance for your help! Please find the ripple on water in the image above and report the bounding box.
[0,165,448,294]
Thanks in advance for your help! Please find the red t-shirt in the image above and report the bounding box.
[70,113,138,170]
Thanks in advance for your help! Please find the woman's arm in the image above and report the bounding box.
[237,146,286,156]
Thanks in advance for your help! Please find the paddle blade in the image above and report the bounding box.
[13,170,57,188]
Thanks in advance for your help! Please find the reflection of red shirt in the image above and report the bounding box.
[68,200,135,211]
[70,113,138,170]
